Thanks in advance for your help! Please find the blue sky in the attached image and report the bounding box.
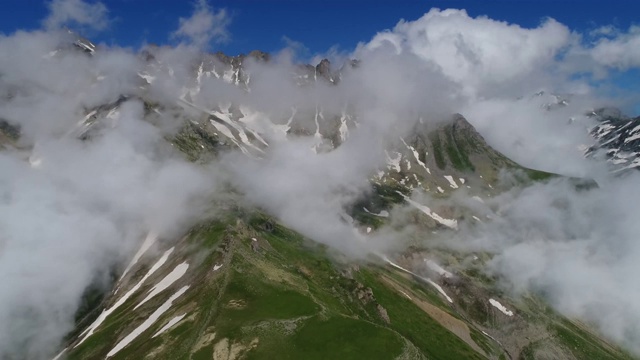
[2,0,639,55]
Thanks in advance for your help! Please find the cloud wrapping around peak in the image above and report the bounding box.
[43,0,110,31]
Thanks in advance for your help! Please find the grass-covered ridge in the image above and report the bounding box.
[62,206,635,360]
[64,212,516,359]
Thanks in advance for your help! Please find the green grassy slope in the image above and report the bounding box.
[65,213,500,359]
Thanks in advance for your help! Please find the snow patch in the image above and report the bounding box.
[105,109,120,124]
[135,262,189,310]
[363,207,389,218]
[120,232,158,281]
[615,157,640,171]
[107,286,190,358]
[625,132,640,143]
[138,72,155,84]
[386,151,402,172]
[29,154,42,168]
[489,298,514,316]
[222,69,234,83]
[211,111,263,152]
[152,313,187,338]
[339,113,349,142]
[236,106,270,145]
[401,137,431,174]
[44,50,59,58]
[399,289,412,300]
[396,192,458,229]
[472,196,484,203]
[425,259,453,278]
[382,257,453,303]
[444,175,459,189]
[52,348,66,360]
[209,119,235,140]
[76,247,174,347]
[427,279,454,303]
[383,257,412,273]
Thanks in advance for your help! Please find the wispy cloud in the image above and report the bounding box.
[172,0,231,48]
[43,0,110,31]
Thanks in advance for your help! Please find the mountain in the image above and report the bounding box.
[53,104,629,359]
[54,119,627,359]
[2,35,634,360]
[526,91,640,174]
[587,108,640,173]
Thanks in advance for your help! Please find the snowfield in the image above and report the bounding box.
[489,298,514,316]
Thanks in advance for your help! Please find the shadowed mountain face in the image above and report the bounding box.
[1,36,635,360]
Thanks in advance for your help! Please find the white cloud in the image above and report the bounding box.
[589,25,640,69]
[360,9,571,98]
[589,24,620,38]
[172,0,231,48]
[43,0,109,31]
[359,9,640,100]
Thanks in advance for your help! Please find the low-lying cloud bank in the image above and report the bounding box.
[1,0,640,357]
